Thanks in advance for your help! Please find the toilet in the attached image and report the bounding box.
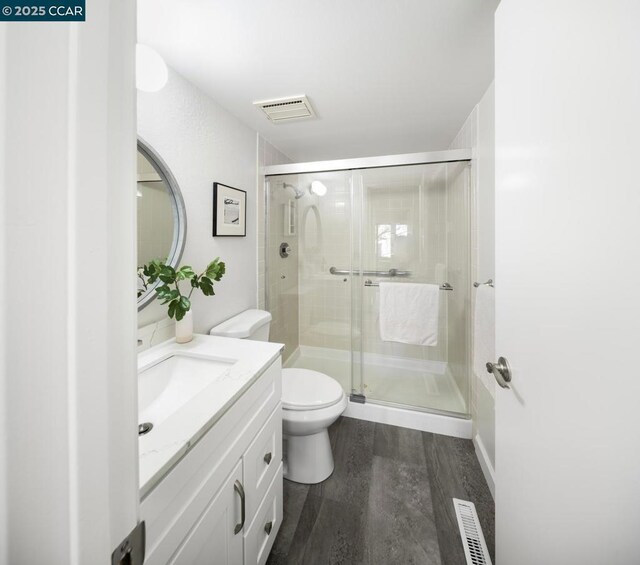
[210,309,347,484]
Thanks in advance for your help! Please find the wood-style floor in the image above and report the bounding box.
[267,417,494,565]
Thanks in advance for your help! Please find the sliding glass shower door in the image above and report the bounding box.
[266,158,471,418]
[266,171,354,393]
[352,163,471,415]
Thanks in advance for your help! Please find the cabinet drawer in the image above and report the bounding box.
[244,463,283,565]
[243,404,282,522]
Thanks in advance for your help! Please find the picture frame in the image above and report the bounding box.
[212,182,246,237]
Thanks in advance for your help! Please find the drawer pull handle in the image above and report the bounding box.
[233,480,245,535]
[263,452,272,465]
[264,521,273,535]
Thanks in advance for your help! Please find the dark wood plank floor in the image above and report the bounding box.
[267,416,494,565]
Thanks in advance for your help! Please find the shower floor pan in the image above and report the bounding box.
[285,345,467,416]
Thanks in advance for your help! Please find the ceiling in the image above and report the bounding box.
[138,0,499,162]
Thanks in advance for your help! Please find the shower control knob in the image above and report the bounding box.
[486,357,512,389]
[280,242,292,258]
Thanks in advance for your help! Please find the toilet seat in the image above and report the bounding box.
[282,368,344,411]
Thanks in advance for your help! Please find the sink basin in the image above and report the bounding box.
[138,354,235,429]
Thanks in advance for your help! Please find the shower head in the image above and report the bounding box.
[283,182,305,199]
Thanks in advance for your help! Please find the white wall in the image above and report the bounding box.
[449,82,496,494]
[138,67,258,336]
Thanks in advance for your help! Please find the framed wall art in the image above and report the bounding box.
[212,182,246,237]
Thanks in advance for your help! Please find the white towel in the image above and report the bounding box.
[379,282,440,346]
[473,285,495,385]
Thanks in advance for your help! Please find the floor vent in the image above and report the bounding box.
[453,498,492,565]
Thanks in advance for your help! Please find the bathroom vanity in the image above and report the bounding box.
[137,335,284,565]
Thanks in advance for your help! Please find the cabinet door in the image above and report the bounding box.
[170,461,244,565]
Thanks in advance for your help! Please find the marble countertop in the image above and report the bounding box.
[138,334,283,498]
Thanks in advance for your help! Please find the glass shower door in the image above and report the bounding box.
[352,163,471,416]
[267,171,354,395]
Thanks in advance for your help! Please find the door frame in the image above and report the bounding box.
[0,2,139,562]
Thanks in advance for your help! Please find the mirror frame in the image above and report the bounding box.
[137,136,187,311]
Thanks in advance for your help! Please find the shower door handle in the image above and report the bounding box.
[486,357,512,389]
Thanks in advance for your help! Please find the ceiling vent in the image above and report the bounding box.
[254,95,316,123]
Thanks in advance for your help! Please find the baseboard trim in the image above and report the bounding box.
[473,433,495,499]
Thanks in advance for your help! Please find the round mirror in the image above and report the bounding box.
[137,137,187,310]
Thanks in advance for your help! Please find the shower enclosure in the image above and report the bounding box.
[265,150,472,419]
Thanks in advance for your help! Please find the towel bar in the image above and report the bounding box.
[473,279,494,288]
[364,280,453,291]
[330,267,411,277]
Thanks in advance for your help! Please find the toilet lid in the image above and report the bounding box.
[282,368,344,411]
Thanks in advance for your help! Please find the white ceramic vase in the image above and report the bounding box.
[175,309,193,343]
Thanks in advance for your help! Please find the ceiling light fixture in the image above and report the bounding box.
[136,44,168,93]
[310,181,327,197]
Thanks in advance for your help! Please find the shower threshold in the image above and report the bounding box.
[345,398,471,439]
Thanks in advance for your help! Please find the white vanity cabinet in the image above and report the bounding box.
[141,356,283,565]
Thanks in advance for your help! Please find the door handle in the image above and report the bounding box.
[233,480,246,535]
[486,357,512,389]
[264,452,272,465]
[264,521,273,535]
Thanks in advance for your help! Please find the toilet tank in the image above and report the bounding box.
[209,309,272,341]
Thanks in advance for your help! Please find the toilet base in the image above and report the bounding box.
[283,429,334,484]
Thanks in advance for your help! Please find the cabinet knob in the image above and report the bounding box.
[264,521,273,535]
[263,452,272,465]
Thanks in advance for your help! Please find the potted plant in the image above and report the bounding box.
[138,258,226,343]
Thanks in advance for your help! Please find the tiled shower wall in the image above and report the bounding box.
[292,165,456,370]
[297,172,352,351]
[256,136,296,359]
[445,161,472,407]
[265,178,300,360]
[257,135,291,308]
[357,166,449,363]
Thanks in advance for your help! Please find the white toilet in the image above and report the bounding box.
[210,309,347,484]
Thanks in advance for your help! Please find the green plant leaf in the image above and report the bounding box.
[173,296,190,322]
[205,258,226,281]
[158,287,179,305]
[159,265,176,284]
[143,259,165,283]
[176,266,196,281]
[167,299,178,319]
[155,284,168,296]
[198,276,215,296]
